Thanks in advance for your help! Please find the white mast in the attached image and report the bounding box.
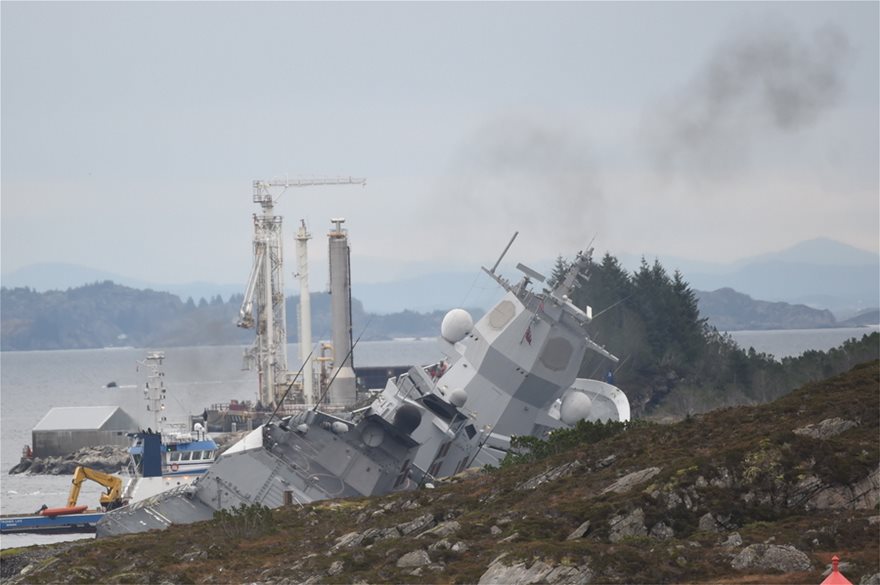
[139,351,167,432]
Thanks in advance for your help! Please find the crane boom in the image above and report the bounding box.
[252,177,366,208]
[68,466,124,510]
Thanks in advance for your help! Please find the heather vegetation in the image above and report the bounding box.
[552,253,880,417]
[500,419,645,467]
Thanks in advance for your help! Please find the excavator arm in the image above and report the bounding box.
[68,466,125,510]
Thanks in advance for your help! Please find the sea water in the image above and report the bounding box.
[1,329,874,548]
[727,325,878,360]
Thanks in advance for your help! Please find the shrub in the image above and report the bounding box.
[212,502,276,539]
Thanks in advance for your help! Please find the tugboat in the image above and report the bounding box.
[98,241,629,537]
[121,352,218,503]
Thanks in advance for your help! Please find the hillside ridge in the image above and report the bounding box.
[4,361,878,584]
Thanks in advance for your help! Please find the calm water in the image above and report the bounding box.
[0,329,873,548]
[726,325,878,359]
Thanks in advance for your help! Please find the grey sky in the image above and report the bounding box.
[2,1,877,287]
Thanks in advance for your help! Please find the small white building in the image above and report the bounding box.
[32,406,139,457]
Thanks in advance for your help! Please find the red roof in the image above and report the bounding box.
[820,555,853,585]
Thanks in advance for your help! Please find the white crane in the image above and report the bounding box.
[238,177,366,408]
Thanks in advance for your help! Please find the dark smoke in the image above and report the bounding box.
[440,115,604,254]
[643,23,851,180]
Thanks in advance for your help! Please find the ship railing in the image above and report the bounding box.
[273,402,352,417]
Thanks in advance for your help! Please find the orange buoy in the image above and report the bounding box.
[39,505,88,517]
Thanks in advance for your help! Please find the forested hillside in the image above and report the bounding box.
[695,287,838,330]
[0,282,461,351]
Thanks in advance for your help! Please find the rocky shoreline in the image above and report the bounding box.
[7,432,246,476]
[8,445,129,476]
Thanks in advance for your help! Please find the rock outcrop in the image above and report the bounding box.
[479,556,593,585]
[608,508,647,542]
[731,544,813,572]
[9,445,129,475]
[600,467,661,495]
[794,417,859,439]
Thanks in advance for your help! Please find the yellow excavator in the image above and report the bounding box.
[68,466,125,511]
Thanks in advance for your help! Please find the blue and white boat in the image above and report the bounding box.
[122,352,218,502]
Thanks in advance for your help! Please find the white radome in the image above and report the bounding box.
[447,388,468,407]
[441,309,473,343]
[559,391,593,425]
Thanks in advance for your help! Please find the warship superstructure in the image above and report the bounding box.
[97,241,629,537]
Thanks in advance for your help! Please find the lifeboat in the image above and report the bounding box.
[40,505,88,517]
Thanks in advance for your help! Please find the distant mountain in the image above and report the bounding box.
[5,238,876,314]
[738,237,879,267]
[695,288,837,331]
[838,308,880,327]
[669,239,878,315]
[1,262,245,304]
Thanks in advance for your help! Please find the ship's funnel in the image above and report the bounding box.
[328,218,356,406]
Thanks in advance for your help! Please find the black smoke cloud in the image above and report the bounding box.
[643,23,851,180]
[438,115,604,256]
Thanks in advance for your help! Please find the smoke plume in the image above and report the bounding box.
[437,115,605,259]
[643,23,851,180]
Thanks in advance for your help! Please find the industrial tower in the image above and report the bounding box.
[295,220,316,406]
[327,218,357,406]
[238,177,365,408]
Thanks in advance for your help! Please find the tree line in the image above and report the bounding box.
[553,253,879,418]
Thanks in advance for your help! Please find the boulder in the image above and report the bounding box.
[566,520,591,541]
[396,513,435,536]
[428,539,451,552]
[649,522,674,540]
[608,508,647,543]
[331,531,364,551]
[721,532,743,548]
[419,520,461,538]
[479,559,592,585]
[516,461,583,491]
[601,467,661,495]
[794,466,880,510]
[698,512,733,533]
[396,550,431,568]
[793,418,858,440]
[327,561,344,576]
[731,544,812,572]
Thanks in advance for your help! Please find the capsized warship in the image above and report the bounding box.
[97,242,630,537]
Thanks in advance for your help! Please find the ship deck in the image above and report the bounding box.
[0,511,105,534]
